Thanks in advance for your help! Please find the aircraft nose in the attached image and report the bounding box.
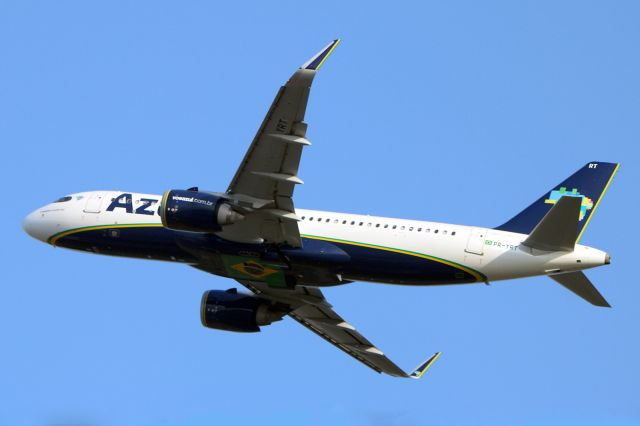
[22,209,50,243]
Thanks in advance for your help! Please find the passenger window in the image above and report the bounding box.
[359,222,363,226]
[452,231,456,236]
[317,218,322,222]
[443,230,448,235]
[376,224,380,228]
[434,229,439,234]
[333,219,338,224]
[409,227,414,231]
[384,224,389,229]
[351,221,355,225]
[326,219,330,223]
[310,217,314,221]
[342,220,347,224]
[426,228,430,233]
[367,223,372,227]
[392,225,397,229]
[400,226,405,230]
[417,228,422,232]
[302,216,306,220]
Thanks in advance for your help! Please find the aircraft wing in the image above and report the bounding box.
[224,40,340,248]
[236,279,441,379]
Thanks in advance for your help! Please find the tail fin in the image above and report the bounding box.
[495,162,619,242]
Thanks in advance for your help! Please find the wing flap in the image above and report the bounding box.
[236,279,439,378]
[222,40,340,247]
[287,308,407,377]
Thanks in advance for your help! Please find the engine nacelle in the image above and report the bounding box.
[160,189,244,233]
[200,289,284,333]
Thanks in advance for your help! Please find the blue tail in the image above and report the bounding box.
[495,162,619,242]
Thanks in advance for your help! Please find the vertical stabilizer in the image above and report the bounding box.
[495,162,619,242]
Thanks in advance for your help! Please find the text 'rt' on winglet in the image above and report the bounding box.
[301,39,341,71]
[409,352,442,379]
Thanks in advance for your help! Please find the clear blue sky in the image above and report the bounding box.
[2,1,639,425]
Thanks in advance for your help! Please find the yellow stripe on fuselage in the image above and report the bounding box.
[301,234,486,282]
[49,225,486,282]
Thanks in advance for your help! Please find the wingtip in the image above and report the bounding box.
[301,39,341,71]
[409,352,441,379]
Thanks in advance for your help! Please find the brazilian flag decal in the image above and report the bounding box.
[221,255,287,288]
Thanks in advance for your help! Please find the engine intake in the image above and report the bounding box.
[200,289,284,333]
[160,189,244,233]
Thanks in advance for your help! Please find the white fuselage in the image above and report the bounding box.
[295,209,607,282]
[23,191,609,285]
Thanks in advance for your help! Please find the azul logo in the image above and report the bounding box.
[544,187,594,221]
[106,193,159,215]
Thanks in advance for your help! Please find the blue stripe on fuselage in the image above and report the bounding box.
[54,225,478,285]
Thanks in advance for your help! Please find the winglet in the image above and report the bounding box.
[300,39,341,71]
[409,352,441,379]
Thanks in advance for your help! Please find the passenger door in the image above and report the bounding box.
[465,227,487,255]
[83,192,105,213]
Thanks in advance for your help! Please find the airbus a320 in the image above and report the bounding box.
[23,40,619,378]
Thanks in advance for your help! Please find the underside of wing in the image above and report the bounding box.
[236,279,440,379]
[191,41,440,379]
[220,40,341,248]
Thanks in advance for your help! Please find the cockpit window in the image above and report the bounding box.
[53,196,72,203]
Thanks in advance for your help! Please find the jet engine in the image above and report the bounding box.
[200,289,285,333]
[160,189,244,233]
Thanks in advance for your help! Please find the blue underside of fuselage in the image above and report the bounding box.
[54,226,481,285]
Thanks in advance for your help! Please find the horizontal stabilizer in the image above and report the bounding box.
[521,196,581,252]
[549,271,611,307]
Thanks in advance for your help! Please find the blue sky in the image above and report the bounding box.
[2,1,639,425]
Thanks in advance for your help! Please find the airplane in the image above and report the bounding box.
[22,39,619,379]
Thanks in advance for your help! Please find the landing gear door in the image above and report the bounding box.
[465,227,487,255]
[84,192,105,213]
